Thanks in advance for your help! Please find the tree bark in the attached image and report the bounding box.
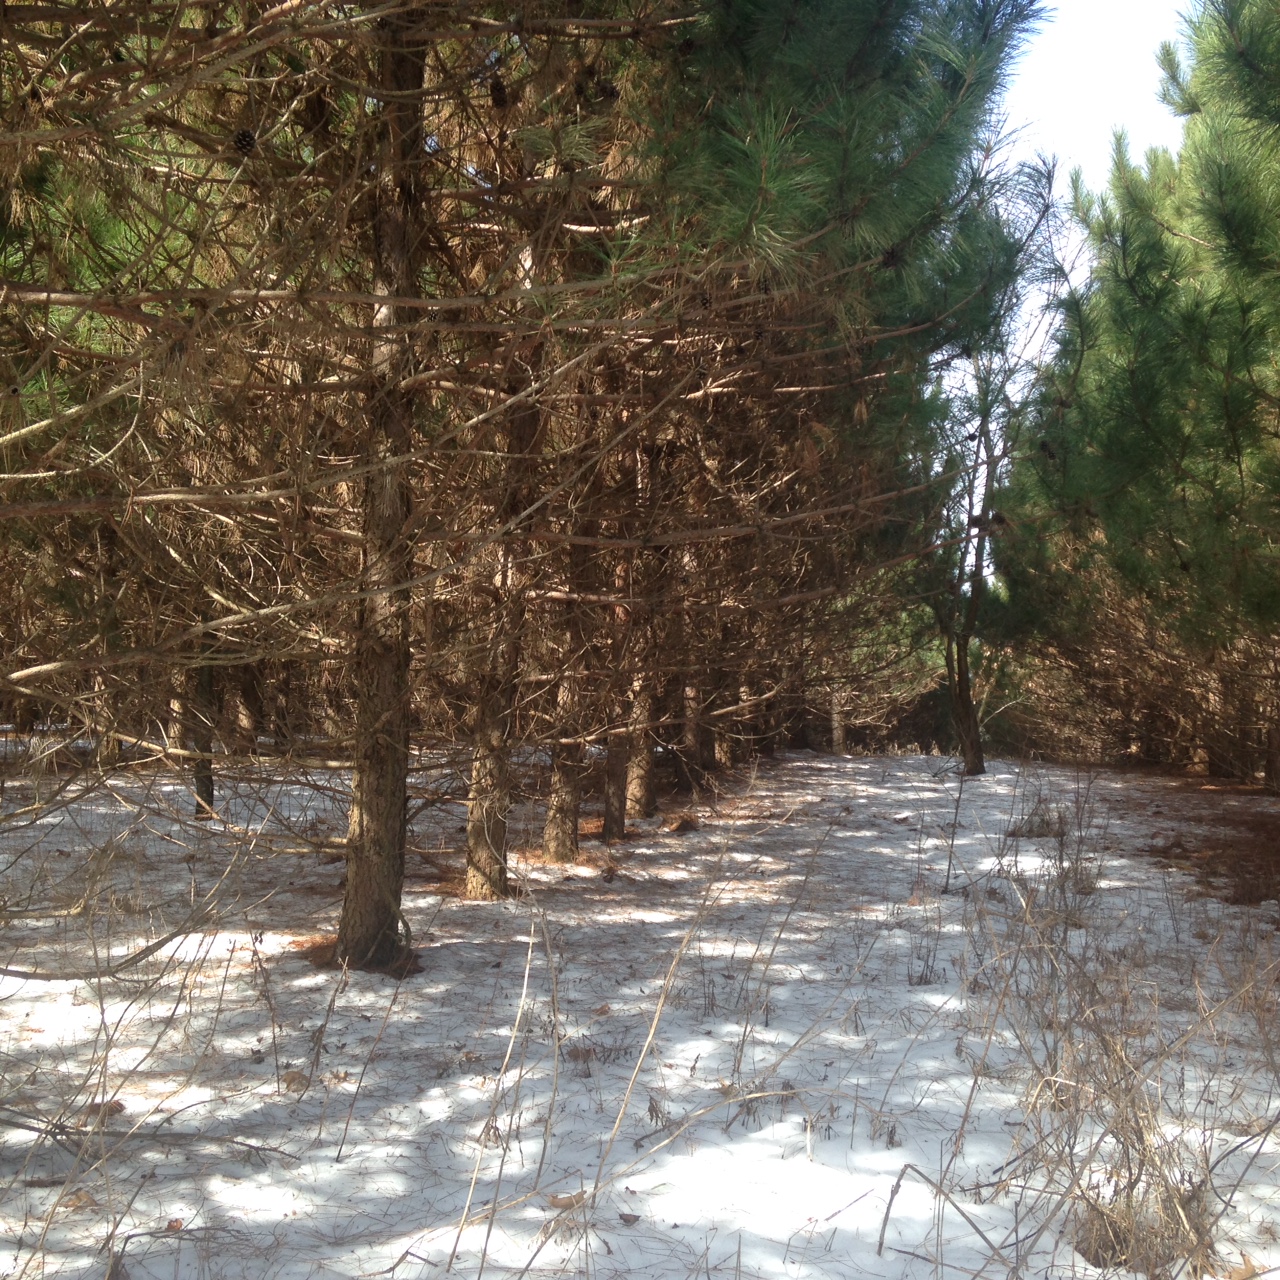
[1266,724,1280,794]
[270,664,295,752]
[951,635,985,777]
[713,704,739,769]
[751,689,778,756]
[942,386,992,780]
[191,662,216,818]
[603,726,628,840]
[675,679,706,792]
[599,553,633,840]
[337,16,423,968]
[235,663,265,749]
[467,700,510,899]
[93,675,119,769]
[831,686,847,756]
[784,686,810,749]
[543,741,582,863]
[545,547,587,861]
[626,679,656,818]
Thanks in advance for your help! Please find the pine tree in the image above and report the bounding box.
[998,0,1280,774]
[0,0,1042,957]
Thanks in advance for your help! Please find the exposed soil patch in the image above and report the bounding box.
[1147,811,1280,905]
[1096,773,1280,905]
[288,933,423,976]
[408,847,469,896]
[575,815,642,842]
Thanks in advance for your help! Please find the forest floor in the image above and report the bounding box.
[2,751,1280,1280]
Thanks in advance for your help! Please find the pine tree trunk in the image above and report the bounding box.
[753,692,778,756]
[13,698,37,737]
[342,576,411,962]
[94,675,119,769]
[698,719,717,771]
[166,683,184,755]
[676,680,706,792]
[270,664,294,751]
[942,506,989,778]
[191,663,216,818]
[467,703,510,900]
[236,664,261,744]
[626,680,656,818]
[784,692,809,749]
[337,18,422,969]
[1266,724,1280,794]
[545,556,587,861]
[709,667,738,768]
[543,742,581,863]
[714,720,736,769]
[603,726,628,840]
[831,687,847,756]
[463,469,528,898]
[953,639,985,777]
[601,555,633,841]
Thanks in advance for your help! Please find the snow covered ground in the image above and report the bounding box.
[2,752,1279,1280]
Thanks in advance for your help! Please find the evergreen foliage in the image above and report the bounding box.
[997,0,1280,776]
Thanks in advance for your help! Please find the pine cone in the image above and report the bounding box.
[232,129,257,155]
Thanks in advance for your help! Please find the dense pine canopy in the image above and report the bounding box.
[0,0,1042,956]
[17,0,1280,954]
[990,0,1280,776]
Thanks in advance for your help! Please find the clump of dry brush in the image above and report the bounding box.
[960,772,1280,1278]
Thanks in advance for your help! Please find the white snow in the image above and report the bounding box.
[2,752,1279,1279]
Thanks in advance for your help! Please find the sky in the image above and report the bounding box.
[1000,0,1192,195]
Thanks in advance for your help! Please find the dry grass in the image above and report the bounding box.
[956,770,1280,1277]
[6,753,1280,1279]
